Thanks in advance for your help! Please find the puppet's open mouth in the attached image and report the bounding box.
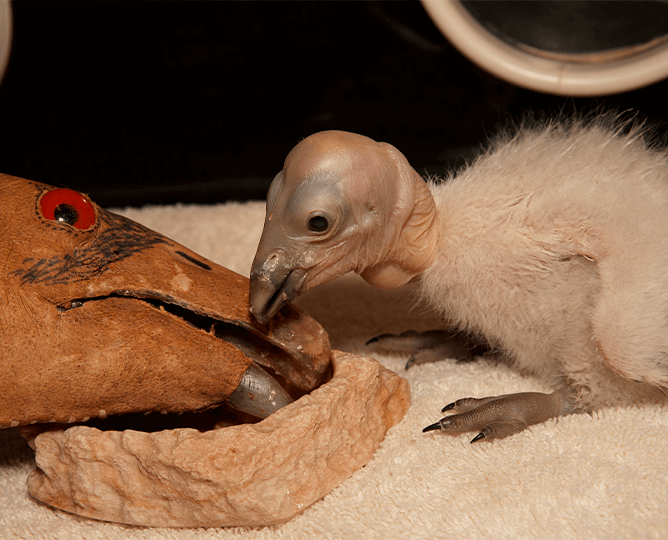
[47,395,261,434]
[44,293,333,434]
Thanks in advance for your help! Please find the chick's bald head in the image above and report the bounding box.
[249,131,437,324]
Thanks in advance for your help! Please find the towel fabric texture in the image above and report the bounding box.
[2,201,667,539]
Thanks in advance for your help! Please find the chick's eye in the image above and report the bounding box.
[308,215,329,233]
[39,188,97,230]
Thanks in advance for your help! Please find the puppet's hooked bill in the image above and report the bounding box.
[226,363,294,418]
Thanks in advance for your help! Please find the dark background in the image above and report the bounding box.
[2,1,668,207]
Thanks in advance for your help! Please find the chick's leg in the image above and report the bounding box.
[424,391,574,443]
[366,329,489,368]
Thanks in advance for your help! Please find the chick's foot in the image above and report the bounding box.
[424,391,572,443]
[366,329,488,369]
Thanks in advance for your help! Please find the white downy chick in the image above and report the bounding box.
[249,120,668,442]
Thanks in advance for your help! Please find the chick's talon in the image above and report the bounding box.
[422,421,442,433]
[470,432,486,444]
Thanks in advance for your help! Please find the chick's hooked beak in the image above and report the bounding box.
[249,128,423,325]
[249,248,306,325]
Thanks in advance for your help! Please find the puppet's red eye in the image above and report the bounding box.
[39,188,97,231]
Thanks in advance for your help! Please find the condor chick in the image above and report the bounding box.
[250,121,668,442]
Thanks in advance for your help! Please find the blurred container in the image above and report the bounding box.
[421,0,668,96]
[0,0,11,86]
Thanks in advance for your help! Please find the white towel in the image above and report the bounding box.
[2,201,667,540]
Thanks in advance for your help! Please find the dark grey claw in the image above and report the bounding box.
[422,421,442,433]
[470,432,486,443]
[225,363,294,419]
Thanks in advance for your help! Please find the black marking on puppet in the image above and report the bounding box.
[11,210,171,286]
[175,250,212,271]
